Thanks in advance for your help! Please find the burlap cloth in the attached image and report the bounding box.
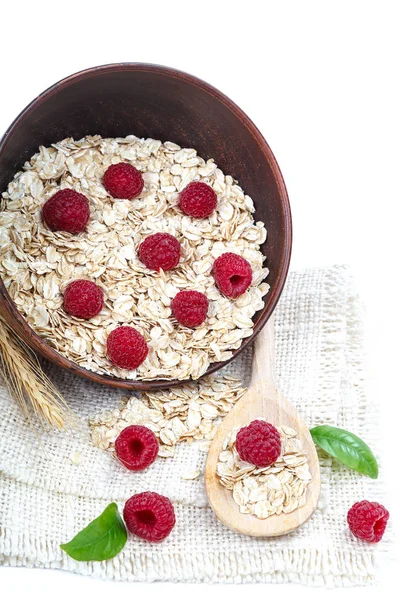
[0,266,391,585]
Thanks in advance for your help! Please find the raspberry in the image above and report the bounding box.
[213,252,253,298]
[115,425,159,471]
[347,500,389,543]
[103,163,144,199]
[171,290,209,328]
[139,233,181,271]
[236,420,281,467]
[42,189,90,233]
[123,491,176,542]
[107,326,148,370]
[63,280,104,319]
[179,181,217,218]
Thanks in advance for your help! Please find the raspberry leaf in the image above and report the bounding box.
[60,502,127,561]
[310,425,378,479]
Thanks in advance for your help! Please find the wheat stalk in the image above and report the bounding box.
[0,315,73,430]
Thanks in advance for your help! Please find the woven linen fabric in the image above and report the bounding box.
[0,265,391,585]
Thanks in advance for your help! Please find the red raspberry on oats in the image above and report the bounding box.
[179,181,217,218]
[139,233,181,271]
[107,326,148,370]
[42,189,90,233]
[213,252,253,298]
[171,290,209,328]
[115,425,159,471]
[236,420,281,467]
[347,500,389,543]
[63,280,104,320]
[103,162,144,199]
[123,491,176,542]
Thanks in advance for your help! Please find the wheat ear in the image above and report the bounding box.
[0,315,72,429]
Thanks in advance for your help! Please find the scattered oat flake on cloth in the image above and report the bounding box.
[89,374,246,457]
[0,266,392,585]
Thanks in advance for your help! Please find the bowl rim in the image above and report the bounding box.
[0,62,292,390]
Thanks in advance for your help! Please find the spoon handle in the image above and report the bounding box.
[251,315,277,389]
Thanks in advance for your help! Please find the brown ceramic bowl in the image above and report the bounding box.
[0,63,291,390]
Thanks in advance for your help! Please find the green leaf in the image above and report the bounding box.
[60,502,127,562]
[310,425,379,479]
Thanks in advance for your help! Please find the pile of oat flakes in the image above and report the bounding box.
[89,374,246,459]
[0,135,269,381]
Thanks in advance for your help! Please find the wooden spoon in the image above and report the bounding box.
[205,316,320,537]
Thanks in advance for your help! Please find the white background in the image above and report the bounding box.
[1,0,398,596]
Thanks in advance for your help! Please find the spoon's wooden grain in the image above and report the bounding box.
[205,317,320,537]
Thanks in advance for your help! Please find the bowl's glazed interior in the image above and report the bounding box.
[0,63,291,390]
